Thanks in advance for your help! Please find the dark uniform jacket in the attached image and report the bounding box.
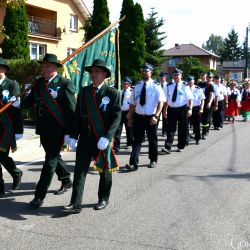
[0,77,23,136]
[21,74,76,136]
[71,83,121,146]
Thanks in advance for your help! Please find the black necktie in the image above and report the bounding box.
[140,82,146,106]
[121,90,125,105]
[172,83,178,102]
[93,86,98,95]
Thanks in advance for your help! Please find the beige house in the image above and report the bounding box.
[162,43,220,75]
[0,0,90,61]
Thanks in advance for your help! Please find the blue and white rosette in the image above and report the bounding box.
[99,96,110,112]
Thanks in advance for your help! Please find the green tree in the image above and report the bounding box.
[0,0,26,39]
[84,0,110,41]
[0,0,26,8]
[177,57,209,81]
[220,28,243,61]
[2,4,29,59]
[144,8,167,73]
[119,0,146,82]
[202,34,224,56]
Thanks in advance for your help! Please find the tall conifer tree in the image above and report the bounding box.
[84,0,110,41]
[2,4,29,59]
[119,0,146,82]
[144,8,166,71]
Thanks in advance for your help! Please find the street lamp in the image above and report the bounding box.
[244,23,250,79]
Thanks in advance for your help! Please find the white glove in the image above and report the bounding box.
[64,135,70,145]
[50,90,58,99]
[69,138,77,151]
[97,137,109,150]
[9,96,21,108]
[15,134,23,140]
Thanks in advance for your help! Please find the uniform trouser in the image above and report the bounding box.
[188,106,201,141]
[70,143,112,205]
[160,111,168,134]
[129,113,158,166]
[114,110,133,148]
[34,135,71,200]
[213,101,225,128]
[201,105,213,136]
[165,106,188,150]
[0,150,22,181]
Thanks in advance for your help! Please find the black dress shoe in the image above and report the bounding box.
[0,180,4,196]
[148,161,157,168]
[63,204,82,214]
[161,148,171,154]
[113,147,120,153]
[195,140,200,145]
[12,172,23,190]
[94,200,108,210]
[29,198,44,208]
[54,181,72,195]
[125,164,138,171]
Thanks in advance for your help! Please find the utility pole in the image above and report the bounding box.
[244,26,249,79]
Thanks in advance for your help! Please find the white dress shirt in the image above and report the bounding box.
[121,87,132,111]
[164,80,193,108]
[189,85,205,107]
[129,79,166,115]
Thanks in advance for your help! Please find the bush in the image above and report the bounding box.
[5,59,40,122]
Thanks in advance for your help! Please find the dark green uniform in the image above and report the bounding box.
[21,74,76,200]
[0,77,23,189]
[70,83,121,205]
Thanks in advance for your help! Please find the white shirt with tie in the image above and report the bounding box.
[164,80,193,108]
[129,79,166,115]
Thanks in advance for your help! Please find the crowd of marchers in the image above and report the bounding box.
[0,55,249,214]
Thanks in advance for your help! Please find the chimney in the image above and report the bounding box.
[175,43,180,49]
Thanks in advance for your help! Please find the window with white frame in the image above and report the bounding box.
[67,48,76,57]
[70,14,78,32]
[30,43,46,60]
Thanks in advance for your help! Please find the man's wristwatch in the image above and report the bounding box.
[154,114,159,119]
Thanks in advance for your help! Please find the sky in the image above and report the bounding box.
[84,0,250,50]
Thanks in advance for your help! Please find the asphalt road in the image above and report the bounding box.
[0,117,250,250]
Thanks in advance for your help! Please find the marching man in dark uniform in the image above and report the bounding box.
[114,76,133,152]
[0,57,23,196]
[161,69,193,154]
[64,59,121,213]
[186,76,205,145]
[199,72,215,139]
[21,53,76,208]
[125,63,166,171]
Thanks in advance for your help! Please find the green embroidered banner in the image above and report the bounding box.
[64,28,119,94]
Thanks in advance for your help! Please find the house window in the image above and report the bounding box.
[168,58,181,67]
[67,48,76,57]
[70,14,78,32]
[30,43,46,60]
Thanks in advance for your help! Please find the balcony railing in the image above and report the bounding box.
[28,16,59,38]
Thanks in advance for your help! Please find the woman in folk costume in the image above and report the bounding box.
[224,80,241,124]
[0,57,23,196]
[241,78,250,121]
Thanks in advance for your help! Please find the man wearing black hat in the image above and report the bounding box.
[0,57,23,196]
[161,68,193,154]
[114,76,133,152]
[21,53,76,208]
[64,59,121,213]
[125,63,166,171]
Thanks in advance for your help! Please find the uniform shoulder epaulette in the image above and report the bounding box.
[168,82,174,86]
[195,85,200,89]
